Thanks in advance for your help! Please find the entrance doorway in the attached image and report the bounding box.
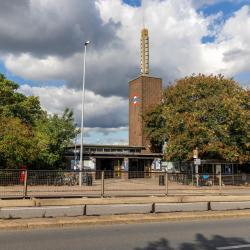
[129,159,145,178]
[95,158,123,179]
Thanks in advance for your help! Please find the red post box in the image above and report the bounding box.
[19,166,27,183]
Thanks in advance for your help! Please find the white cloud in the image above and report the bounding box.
[84,126,128,136]
[4,0,250,93]
[216,6,250,75]
[191,0,230,9]
[5,53,80,81]
[78,126,128,145]
[19,84,128,128]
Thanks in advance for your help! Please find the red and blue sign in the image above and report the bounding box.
[131,95,141,105]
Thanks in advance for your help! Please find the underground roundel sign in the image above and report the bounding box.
[131,95,141,105]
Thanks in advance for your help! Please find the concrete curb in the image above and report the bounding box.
[211,201,250,211]
[0,207,46,219]
[2,195,250,208]
[1,197,250,220]
[0,206,85,219]
[86,204,152,216]
[155,202,208,213]
[1,209,250,231]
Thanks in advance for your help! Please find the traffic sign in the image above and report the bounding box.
[194,158,201,165]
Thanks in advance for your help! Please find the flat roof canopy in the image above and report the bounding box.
[67,144,145,150]
[65,144,162,158]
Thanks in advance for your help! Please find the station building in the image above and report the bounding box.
[65,28,164,175]
[65,144,162,177]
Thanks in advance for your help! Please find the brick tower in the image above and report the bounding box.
[129,28,162,151]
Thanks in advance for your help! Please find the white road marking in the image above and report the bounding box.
[217,244,250,249]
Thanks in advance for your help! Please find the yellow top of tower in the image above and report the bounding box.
[141,28,148,36]
[140,28,149,75]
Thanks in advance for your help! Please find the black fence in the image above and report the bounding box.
[1,170,250,198]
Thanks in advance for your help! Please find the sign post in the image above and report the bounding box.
[193,148,201,187]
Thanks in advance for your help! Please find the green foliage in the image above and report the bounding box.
[34,108,76,169]
[0,74,43,125]
[0,116,38,168]
[144,105,166,152]
[0,74,77,169]
[145,74,250,163]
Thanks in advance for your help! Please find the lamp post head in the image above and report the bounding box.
[84,41,90,46]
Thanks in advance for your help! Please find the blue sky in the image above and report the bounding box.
[199,0,250,18]
[123,0,141,7]
[0,62,27,85]
[0,0,249,145]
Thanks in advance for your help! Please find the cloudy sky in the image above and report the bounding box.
[0,0,250,144]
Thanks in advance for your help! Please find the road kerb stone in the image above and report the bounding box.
[0,207,46,219]
[86,204,153,216]
[45,205,85,218]
[0,205,85,219]
[155,202,208,213]
[211,201,250,211]
[2,210,250,231]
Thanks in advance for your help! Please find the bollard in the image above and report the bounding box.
[23,170,28,198]
[159,175,165,186]
[165,172,168,196]
[196,174,199,187]
[195,164,199,187]
[101,171,105,197]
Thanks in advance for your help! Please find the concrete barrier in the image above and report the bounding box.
[2,200,250,219]
[0,207,46,219]
[0,205,85,219]
[86,204,152,216]
[45,205,84,218]
[211,201,250,211]
[155,202,208,213]
[1,196,250,208]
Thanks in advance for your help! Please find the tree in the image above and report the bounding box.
[0,116,38,168]
[0,74,43,125]
[0,74,77,169]
[33,108,76,169]
[144,105,166,153]
[145,74,250,163]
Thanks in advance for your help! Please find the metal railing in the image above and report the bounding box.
[0,170,250,198]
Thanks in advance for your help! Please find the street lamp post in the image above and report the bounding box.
[79,41,90,186]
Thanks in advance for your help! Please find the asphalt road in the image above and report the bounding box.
[1,218,250,250]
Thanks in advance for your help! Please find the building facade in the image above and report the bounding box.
[65,144,162,178]
[129,75,162,150]
[129,28,163,150]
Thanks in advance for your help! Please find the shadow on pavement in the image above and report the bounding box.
[134,233,250,250]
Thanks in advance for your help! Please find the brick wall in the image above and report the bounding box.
[129,76,162,151]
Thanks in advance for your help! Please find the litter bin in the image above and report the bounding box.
[159,175,165,186]
[86,174,93,186]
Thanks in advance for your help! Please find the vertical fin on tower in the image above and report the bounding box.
[140,28,149,75]
[140,1,149,75]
